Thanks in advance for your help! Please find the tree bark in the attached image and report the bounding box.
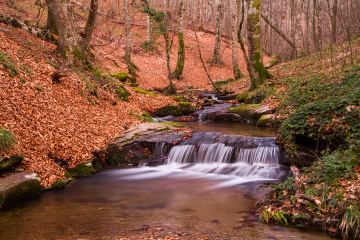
[295,0,304,58]
[45,0,98,62]
[124,0,131,64]
[212,0,222,66]
[146,0,151,43]
[231,0,242,80]
[172,0,185,80]
[247,0,272,91]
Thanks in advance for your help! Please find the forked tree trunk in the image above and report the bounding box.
[172,0,185,80]
[247,0,273,91]
[45,0,98,62]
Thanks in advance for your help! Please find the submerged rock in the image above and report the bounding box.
[0,172,41,209]
[67,162,96,177]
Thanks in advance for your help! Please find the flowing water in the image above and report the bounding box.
[0,109,333,239]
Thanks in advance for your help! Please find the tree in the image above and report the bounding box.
[145,0,151,43]
[211,0,223,66]
[45,0,98,63]
[124,0,132,64]
[247,0,273,91]
[172,0,185,80]
[141,0,176,94]
[231,0,243,80]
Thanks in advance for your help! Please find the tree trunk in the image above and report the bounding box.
[124,0,131,64]
[212,0,222,66]
[247,0,272,91]
[45,0,98,62]
[312,0,320,52]
[231,0,242,80]
[145,0,151,43]
[295,0,304,58]
[46,6,59,35]
[172,0,185,80]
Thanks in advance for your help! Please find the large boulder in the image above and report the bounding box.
[0,155,23,172]
[179,102,196,115]
[229,104,273,120]
[0,172,41,209]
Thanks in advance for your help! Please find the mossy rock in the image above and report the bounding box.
[173,96,189,102]
[109,72,130,82]
[229,104,273,120]
[265,55,279,68]
[236,93,249,103]
[179,102,196,115]
[0,155,23,173]
[50,179,66,190]
[106,142,147,165]
[67,162,96,177]
[218,94,239,101]
[153,105,183,117]
[257,114,275,127]
[134,87,157,96]
[0,173,41,209]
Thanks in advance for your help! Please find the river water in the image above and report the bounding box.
[0,117,333,239]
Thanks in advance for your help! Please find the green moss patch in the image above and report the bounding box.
[67,162,96,177]
[236,93,249,102]
[134,87,156,96]
[109,72,130,82]
[179,102,196,115]
[153,105,183,117]
[173,96,189,102]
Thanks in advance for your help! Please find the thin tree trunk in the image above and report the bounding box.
[124,0,131,64]
[212,0,222,66]
[295,0,304,58]
[172,0,185,80]
[238,0,251,77]
[312,0,320,52]
[231,0,242,80]
[82,0,98,51]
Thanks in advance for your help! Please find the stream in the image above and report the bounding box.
[0,105,333,240]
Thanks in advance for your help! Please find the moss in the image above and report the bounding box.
[236,93,249,102]
[179,102,196,115]
[163,84,177,96]
[67,162,96,177]
[229,104,265,119]
[134,87,156,96]
[109,72,130,82]
[233,64,243,80]
[115,84,131,102]
[172,31,185,80]
[50,179,66,190]
[153,105,183,117]
[0,155,23,172]
[0,179,41,209]
[257,114,275,127]
[164,122,187,128]
[173,96,189,102]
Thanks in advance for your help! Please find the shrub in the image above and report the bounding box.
[0,129,16,153]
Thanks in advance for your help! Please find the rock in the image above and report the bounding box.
[173,96,189,102]
[217,94,239,101]
[0,172,41,209]
[109,72,130,82]
[0,155,23,173]
[152,105,183,117]
[67,162,96,177]
[257,114,276,127]
[179,102,196,115]
[213,113,244,122]
[229,104,274,120]
[236,93,249,102]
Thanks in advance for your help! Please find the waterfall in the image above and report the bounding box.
[154,142,167,156]
[163,142,287,180]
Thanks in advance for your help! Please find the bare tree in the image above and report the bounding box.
[231,0,242,80]
[124,0,132,64]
